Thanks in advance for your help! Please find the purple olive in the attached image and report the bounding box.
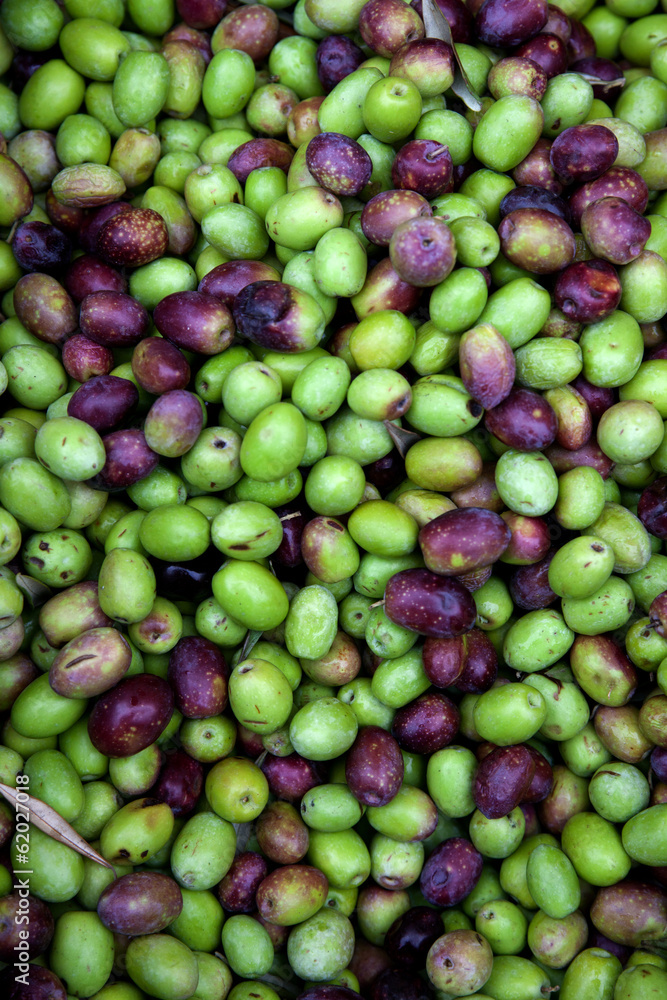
[176,0,228,30]
[80,290,150,348]
[345,726,404,807]
[515,31,567,78]
[97,871,183,936]
[11,221,71,273]
[198,259,280,308]
[391,139,453,200]
[13,273,77,345]
[420,837,483,907]
[168,635,228,718]
[64,254,127,303]
[391,692,459,754]
[554,258,621,324]
[61,335,114,382]
[550,124,619,185]
[570,57,625,101]
[0,965,66,1000]
[0,893,53,961]
[452,630,499,694]
[385,906,444,970]
[580,196,650,265]
[475,0,548,47]
[485,388,558,451]
[361,190,432,247]
[499,184,570,223]
[96,207,169,267]
[389,215,457,287]
[306,132,372,197]
[90,429,159,491]
[143,389,204,459]
[131,338,191,395]
[68,375,139,434]
[512,137,563,193]
[217,851,268,913]
[151,749,204,817]
[385,569,477,638]
[79,201,132,253]
[88,674,174,757]
[568,166,649,230]
[474,744,536,819]
[316,34,365,92]
[498,207,575,273]
[419,507,511,576]
[638,477,667,540]
[227,138,294,184]
[261,752,324,804]
[153,290,235,355]
[510,550,558,611]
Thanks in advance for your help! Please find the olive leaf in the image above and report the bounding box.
[0,782,114,869]
[421,0,482,112]
[15,574,53,609]
[232,821,255,854]
[240,628,263,661]
[384,420,421,458]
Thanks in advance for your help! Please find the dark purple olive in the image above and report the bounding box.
[208,3,276,60]
[64,254,127,303]
[545,440,614,478]
[516,32,567,78]
[0,965,66,1000]
[151,548,219,603]
[10,46,61,89]
[345,726,404,807]
[501,512,551,565]
[510,550,558,610]
[316,34,365,91]
[571,375,617,419]
[80,290,150,347]
[97,871,183,936]
[0,653,39,713]
[272,501,308,570]
[369,968,433,1000]
[570,57,625,101]
[79,201,132,253]
[499,185,570,223]
[67,375,139,434]
[131,338,190,394]
[153,290,235,355]
[523,745,554,803]
[151,748,204,817]
[306,132,372,197]
[485,388,558,451]
[168,635,228,719]
[358,0,424,58]
[420,837,483,907]
[389,215,456,287]
[365,452,406,496]
[419,507,511,576]
[256,800,309,865]
[638,477,667,540]
[567,16,596,61]
[651,746,667,782]
[11,221,71,273]
[391,139,453,200]
[544,4,572,42]
[198,259,279,307]
[453,630,498,694]
[392,692,459,754]
[474,745,536,819]
[475,0,548,47]
[361,190,432,247]
[90,429,159,491]
[176,0,228,29]
[88,674,174,758]
[227,138,294,184]
[297,988,361,1000]
[550,124,619,185]
[568,166,649,230]
[385,569,477,638]
[261,752,324,804]
[385,906,444,970]
[422,635,466,688]
[217,852,268,913]
[587,930,632,965]
[0,893,53,961]
[554,258,621,324]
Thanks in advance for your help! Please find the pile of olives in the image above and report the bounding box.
[0,1,666,999]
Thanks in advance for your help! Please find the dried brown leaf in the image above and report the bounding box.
[384,420,421,458]
[15,574,53,609]
[0,782,114,869]
[422,0,482,111]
